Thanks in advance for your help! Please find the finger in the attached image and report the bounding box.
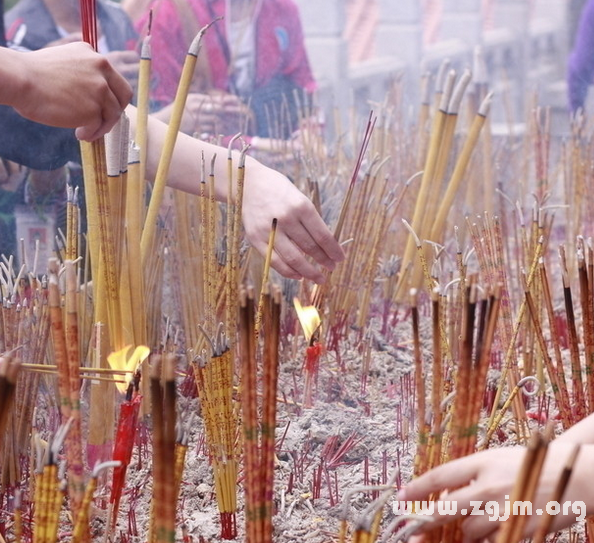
[280,218,339,272]
[75,122,101,142]
[402,456,485,502]
[268,231,326,283]
[104,66,134,110]
[77,96,120,141]
[296,212,345,266]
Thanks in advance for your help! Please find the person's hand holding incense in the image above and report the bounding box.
[400,442,592,542]
[241,155,345,282]
[0,42,132,141]
[135,106,345,283]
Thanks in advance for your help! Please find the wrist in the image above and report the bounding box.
[0,48,31,108]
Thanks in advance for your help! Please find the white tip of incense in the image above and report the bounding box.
[140,35,152,59]
[435,58,451,94]
[448,69,472,114]
[92,460,122,479]
[128,142,140,164]
[228,133,242,157]
[405,170,423,187]
[518,376,540,397]
[239,144,251,167]
[439,70,456,112]
[402,218,422,248]
[189,18,221,56]
[478,91,494,117]
[473,45,487,85]
[188,31,204,56]
[105,117,123,176]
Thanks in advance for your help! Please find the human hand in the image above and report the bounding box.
[242,157,345,283]
[400,442,592,542]
[3,42,132,141]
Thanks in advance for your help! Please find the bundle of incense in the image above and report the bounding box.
[576,238,594,412]
[261,285,281,540]
[48,259,85,517]
[395,69,455,300]
[239,283,281,543]
[524,270,573,429]
[428,91,493,245]
[411,289,428,477]
[311,111,376,311]
[174,414,194,502]
[495,430,550,543]
[192,324,238,540]
[124,143,147,346]
[32,423,70,543]
[559,245,586,422]
[0,268,49,488]
[484,232,545,442]
[172,188,206,350]
[0,355,21,436]
[532,445,581,543]
[65,184,80,260]
[336,472,399,543]
[108,373,142,531]
[72,461,120,543]
[149,354,177,543]
[538,258,573,429]
[422,70,472,239]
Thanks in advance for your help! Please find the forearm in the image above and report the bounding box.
[556,411,594,444]
[0,48,29,108]
[130,104,261,203]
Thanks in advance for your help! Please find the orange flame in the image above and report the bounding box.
[107,345,150,393]
[293,297,321,343]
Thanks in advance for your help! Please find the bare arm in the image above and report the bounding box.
[402,440,594,542]
[0,42,132,141]
[128,105,345,283]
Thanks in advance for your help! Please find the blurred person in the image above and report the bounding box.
[5,0,140,92]
[399,413,594,542]
[567,0,594,113]
[0,39,133,256]
[0,3,342,280]
[3,0,140,257]
[135,0,316,144]
[120,0,153,23]
[0,40,133,150]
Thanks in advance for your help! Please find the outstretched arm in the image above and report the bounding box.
[132,106,345,283]
[401,440,594,542]
[0,42,132,141]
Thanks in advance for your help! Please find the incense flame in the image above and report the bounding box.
[107,345,150,393]
[293,298,321,343]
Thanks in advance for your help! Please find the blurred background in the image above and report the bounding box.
[293,0,577,135]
